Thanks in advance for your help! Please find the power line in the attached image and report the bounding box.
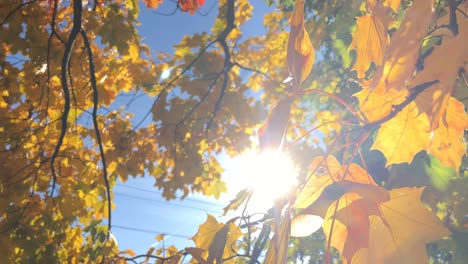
[113,224,192,239]
[115,183,227,207]
[114,191,223,214]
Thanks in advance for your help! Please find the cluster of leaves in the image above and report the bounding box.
[0,0,466,263]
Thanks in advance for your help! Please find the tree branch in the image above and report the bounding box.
[81,29,111,238]
[50,0,82,195]
[0,0,37,27]
[362,80,439,129]
[206,0,236,131]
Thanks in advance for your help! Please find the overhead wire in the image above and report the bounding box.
[114,191,223,214]
[115,183,228,207]
[113,224,191,239]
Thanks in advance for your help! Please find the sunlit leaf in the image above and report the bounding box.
[351,188,450,263]
[372,102,431,166]
[370,0,435,91]
[350,5,390,78]
[287,0,315,89]
[264,215,291,264]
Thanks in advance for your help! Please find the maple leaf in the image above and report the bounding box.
[295,156,386,210]
[428,97,468,171]
[142,0,163,9]
[370,0,435,91]
[294,156,344,209]
[294,156,389,244]
[258,98,293,151]
[354,80,407,122]
[372,102,431,166]
[323,198,382,262]
[411,13,468,130]
[351,188,450,263]
[287,0,315,90]
[190,214,241,262]
[350,5,390,78]
[178,0,206,15]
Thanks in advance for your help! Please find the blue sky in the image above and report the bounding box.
[111,0,276,254]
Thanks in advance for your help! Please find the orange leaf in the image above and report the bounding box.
[350,5,390,78]
[178,0,206,15]
[142,0,163,9]
[354,80,408,122]
[370,0,435,91]
[323,198,382,262]
[258,98,293,151]
[428,97,468,171]
[287,0,314,89]
[411,15,467,130]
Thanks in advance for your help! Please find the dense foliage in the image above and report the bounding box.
[0,0,466,263]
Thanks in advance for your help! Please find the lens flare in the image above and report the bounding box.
[223,149,298,212]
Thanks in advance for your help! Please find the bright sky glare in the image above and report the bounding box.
[222,149,299,213]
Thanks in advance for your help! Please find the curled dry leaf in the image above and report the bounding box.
[287,0,315,90]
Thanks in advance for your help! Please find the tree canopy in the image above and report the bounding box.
[0,0,467,263]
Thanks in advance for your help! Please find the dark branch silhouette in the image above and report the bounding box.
[50,0,83,194]
[81,29,111,237]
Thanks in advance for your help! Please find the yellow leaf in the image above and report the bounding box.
[295,156,382,210]
[370,0,435,91]
[264,216,291,264]
[350,6,390,78]
[411,16,468,130]
[291,214,323,237]
[351,188,450,263]
[354,80,407,122]
[372,102,431,166]
[190,215,241,262]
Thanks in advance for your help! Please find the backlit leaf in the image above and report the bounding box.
[351,188,450,263]
[350,5,390,78]
[264,215,291,264]
[428,97,468,171]
[412,13,468,130]
[372,102,431,166]
[370,0,435,91]
[287,0,315,89]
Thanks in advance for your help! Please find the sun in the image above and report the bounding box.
[222,149,299,213]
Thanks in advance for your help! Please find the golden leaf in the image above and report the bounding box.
[429,98,468,171]
[287,0,315,89]
[371,0,435,91]
[351,188,450,263]
[411,15,468,130]
[350,5,390,78]
[372,102,431,166]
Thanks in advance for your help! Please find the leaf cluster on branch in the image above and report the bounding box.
[0,0,466,263]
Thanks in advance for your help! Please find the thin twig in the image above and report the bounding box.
[0,0,37,27]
